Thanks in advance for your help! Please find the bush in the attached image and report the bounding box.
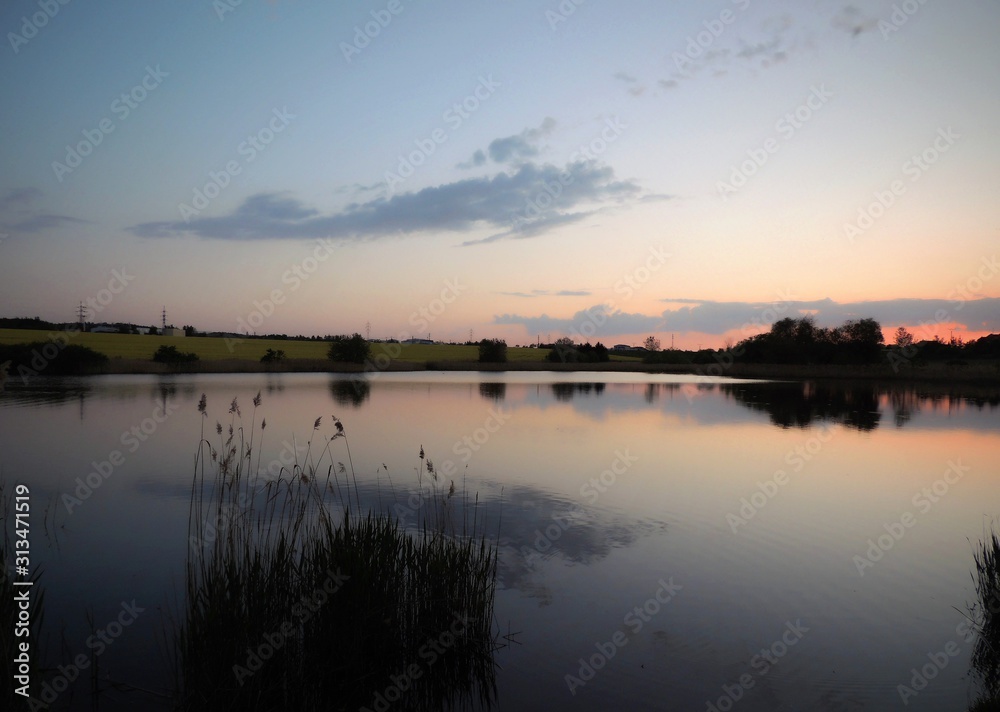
[0,341,108,377]
[477,338,507,363]
[260,348,285,364]
[152,344,199,365]
[545,339,609,364]
[327,334,371,364]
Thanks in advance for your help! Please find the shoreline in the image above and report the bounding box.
[53,357,1000,386]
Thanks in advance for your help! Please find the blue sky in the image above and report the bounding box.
[1,0,997,347]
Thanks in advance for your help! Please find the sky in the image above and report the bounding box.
[1,0,998,349]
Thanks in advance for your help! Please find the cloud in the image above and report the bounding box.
[486,117,556,164]
[659,4,880,88]
[457,149,487,170]
[0,187,42,209]
[494,297,1000,340]
[130,159,648,245]
[498,289,593,298]
[657,297,1000,335]
[495,304,665,338]
[0,187,88,234]
[613,70,646,96]
[830,5,881,37]
[6,214,89,233]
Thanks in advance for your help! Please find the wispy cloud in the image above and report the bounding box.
[0,187,88,234]
[0,187,43,209]
[613,70,646,96]
[130,159,649,245]
[498,289,593,298]
[658,3,883,90]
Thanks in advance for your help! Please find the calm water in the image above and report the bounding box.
[1,372,998,710]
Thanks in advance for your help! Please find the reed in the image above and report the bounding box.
[970,526,1000,709]
[176,393,499,711]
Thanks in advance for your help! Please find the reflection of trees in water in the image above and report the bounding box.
[723,381,1000,432]
[643,382,681,403]
[967,528,1000,710]
[329,378,370,407]
[479,382,506,402]
[721,382,882,431]
[549,383,605,401]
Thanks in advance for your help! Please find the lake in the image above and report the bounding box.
[1,371,998,710]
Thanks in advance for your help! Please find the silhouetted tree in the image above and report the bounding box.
[327,334,370,364]
[894,327,914,348]
[643,335,661,351]
[478,338,508,363]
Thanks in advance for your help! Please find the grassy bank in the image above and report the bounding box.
[2,328,997,384]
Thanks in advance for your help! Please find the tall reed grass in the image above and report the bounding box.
[176,393,499,711]
[970,526,1000,710]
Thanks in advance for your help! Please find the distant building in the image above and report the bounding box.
[161,327,184,337]
[402,338,434,345]
[90,325,118,334]
[612,344,632,351]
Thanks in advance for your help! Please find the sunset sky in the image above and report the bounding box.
[1,0,997,349]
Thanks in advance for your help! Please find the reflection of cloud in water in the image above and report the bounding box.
[494,485,667,606]
[238,477,668,607]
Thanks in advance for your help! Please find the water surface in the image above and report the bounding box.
[1,372,997,710]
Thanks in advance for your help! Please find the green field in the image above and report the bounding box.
[0,329,551,363]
